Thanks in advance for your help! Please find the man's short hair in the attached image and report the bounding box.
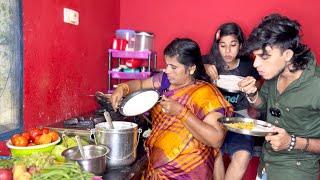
[242,14,312,72]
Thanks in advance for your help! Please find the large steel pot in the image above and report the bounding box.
[91,121,141,167]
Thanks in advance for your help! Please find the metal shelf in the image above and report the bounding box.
[107,49,157,92]
[108,49,152,59]
[109,71,151,79]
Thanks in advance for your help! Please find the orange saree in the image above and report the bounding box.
[143,74,232,180]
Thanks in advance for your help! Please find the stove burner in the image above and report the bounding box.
[63,115,105,129]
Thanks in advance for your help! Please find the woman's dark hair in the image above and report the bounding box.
[208,22,245,73]
[242,14,312,72]
[164,38,211,82]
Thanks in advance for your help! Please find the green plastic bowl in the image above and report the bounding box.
[6,137,61,157]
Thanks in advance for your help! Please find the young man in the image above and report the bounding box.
[238,14,320,180]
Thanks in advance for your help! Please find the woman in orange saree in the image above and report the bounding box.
[108,38,232,180]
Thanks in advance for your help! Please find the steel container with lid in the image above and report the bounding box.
[91,121,141,167]
[134,31,154,51]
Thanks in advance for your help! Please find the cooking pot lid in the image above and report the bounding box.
[119,89,159,116]
[135,31,154,36]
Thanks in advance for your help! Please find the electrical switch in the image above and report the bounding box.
[63,8,79,25]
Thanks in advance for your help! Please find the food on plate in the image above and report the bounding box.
[226,122,254,130]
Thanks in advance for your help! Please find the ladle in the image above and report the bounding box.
[104,111,114,129]
[75,135,86,159]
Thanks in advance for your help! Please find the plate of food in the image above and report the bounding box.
[218,117,276,136]
[216,75,244,93]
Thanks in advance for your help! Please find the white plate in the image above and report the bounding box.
[216,75,244,93]
[119,89,160,116]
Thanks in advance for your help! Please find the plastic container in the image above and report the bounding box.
[112,38,128,50]
[125,58,143,68]
[134,31,154,51]
[6,137,61,157]
[115,29,135,51]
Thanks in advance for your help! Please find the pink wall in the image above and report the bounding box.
[120,0,320,68]
[23,0,119,129]
[0,0,119,154]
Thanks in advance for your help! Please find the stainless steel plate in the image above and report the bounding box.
[218,117,276,136]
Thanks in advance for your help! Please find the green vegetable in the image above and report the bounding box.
[0,159,15,169]
[14,152,55,169]
[31,161,93,180]
[61,134,89,148]
[51,145,67,162]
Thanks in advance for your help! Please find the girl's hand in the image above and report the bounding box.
[205,64,219,81]
[159,96,184,116]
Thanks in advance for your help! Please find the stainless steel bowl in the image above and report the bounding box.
[62,145,109,175]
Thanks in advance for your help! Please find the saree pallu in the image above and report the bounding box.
[143,80,232,180]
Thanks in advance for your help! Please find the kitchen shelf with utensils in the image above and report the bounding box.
[107,49,157,93]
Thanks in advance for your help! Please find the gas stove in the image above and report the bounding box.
[48,110,125,129]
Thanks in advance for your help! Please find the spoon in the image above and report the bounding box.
[104,111,114,129]
[75,135,86,160]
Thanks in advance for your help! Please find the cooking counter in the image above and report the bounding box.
[46,112,151,179]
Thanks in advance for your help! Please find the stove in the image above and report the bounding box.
[47,99,150,141]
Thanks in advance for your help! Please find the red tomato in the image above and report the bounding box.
[29,128,43,141]
[21,132,31,141]
[48,131,59,142]
[12,135,28,147]
[0,169,13,180]
[39,134,52,144]
[34,135,42,145]
[27,142,36,146]
[10,134,20,144]
[41,127,50,134]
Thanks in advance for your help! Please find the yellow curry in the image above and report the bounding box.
[226,122,254,130]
